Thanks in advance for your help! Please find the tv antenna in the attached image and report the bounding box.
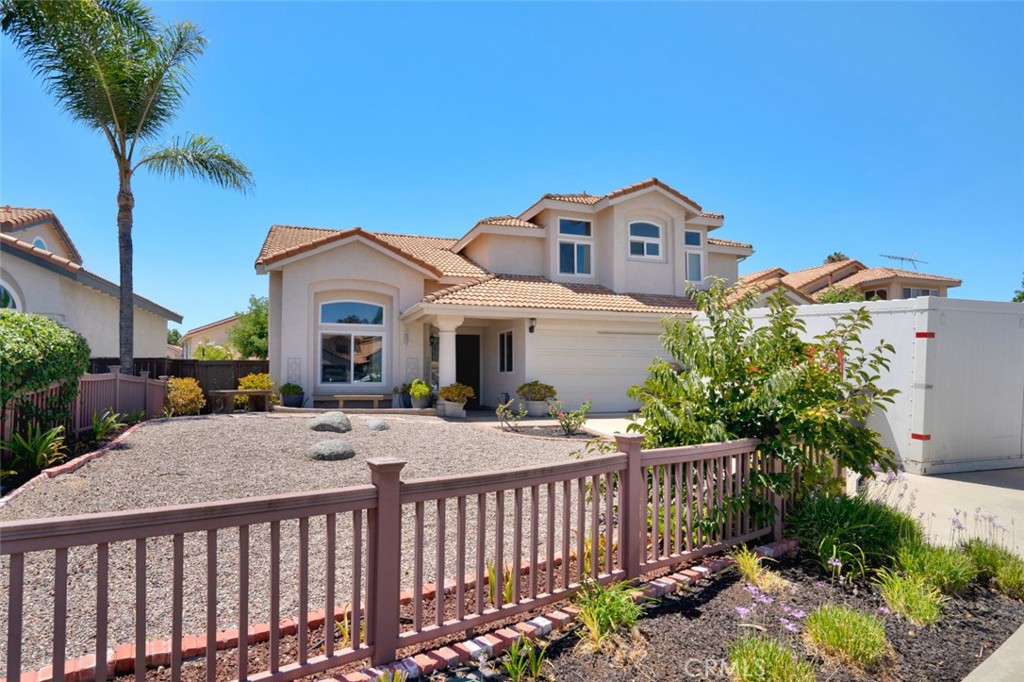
[880,253,928,270]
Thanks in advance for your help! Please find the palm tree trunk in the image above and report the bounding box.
[117,181,134,375]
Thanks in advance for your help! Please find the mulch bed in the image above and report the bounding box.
[524,552,1024,682]
[503,426,597,441]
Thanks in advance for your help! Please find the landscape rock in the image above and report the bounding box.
[365,419,390,431]
[309,411,352,433]
[307,440,356,461]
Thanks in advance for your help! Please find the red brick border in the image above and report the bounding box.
[10,539,799,682]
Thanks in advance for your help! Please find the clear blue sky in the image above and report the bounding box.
[3,1,1022,332]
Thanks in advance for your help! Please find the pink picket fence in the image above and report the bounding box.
[1,369,167,441]
[0,435,780,682]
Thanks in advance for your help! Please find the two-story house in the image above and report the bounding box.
[255,178,755,411]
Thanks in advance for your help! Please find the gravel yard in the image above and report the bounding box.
[0,413,590,674]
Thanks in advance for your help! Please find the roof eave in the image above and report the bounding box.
[401,301,693,324]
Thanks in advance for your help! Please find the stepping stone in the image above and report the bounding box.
[365,419,390,431]
[308,439,356,461]
[310,411,352,433]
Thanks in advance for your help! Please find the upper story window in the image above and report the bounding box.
[0,282,19,309]
[684,230,702,247]
[319,300,385,386]
[865,289,888,301]
[32,237,47,250]
[558,218,592,276]
[902,287,939,299]
[683,231,703,282]
[628,222,662,258]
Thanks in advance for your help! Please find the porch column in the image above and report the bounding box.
[436,315,464,387]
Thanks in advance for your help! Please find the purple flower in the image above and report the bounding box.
[755,594,775,605]
[790,609,807,619]
[827,557,843,569]
[780,604,792,614]
[735,606,752,619]
[951,517,966,531]
[780,618,799,633]
[878,606,891,615]
[743,583,760,594]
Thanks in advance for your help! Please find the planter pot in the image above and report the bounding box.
[402,393,413,409]
[435,399,447,417]
[525,400,549,417]
[411,395,431,409]
[282,393,304,408]
[446,401,467,419]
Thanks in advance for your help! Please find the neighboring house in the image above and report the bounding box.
[255,178,754,411]
[166,344,183,359]
[728,267,815,306]
[180,314,240,359]
[738,260,961,303]
[0,206,182,357]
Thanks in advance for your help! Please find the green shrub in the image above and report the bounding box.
[502,635,547,682]
[805,605,887,668]
[729,635,815,682]
[786,494,923,578]
[1,424,67,476]
[279,383,303,396]
[873,568,947,626]
[236,372,279,408]
[92,409,126,442]
[817,286,866,304]
[438,382,474,404]
[408,379,431,399]
[574,579,645,647]
[896,543,977,596]
[549,399,592,436]
[165,377,206,416]
[517,380,556,402]
[962,539,1024,599]
[0,311,90,433]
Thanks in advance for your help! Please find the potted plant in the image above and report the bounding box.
[409,379,432,409]
[279,383,304,408]
[438,382,475,419]
[516,380,557,417]
[392,382,413,408]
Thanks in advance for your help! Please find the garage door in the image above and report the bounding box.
[536,329,665,412]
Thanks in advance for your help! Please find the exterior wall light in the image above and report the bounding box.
[529,318,537,333]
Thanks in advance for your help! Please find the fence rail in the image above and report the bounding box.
[0,435,779,682]
[1,369,167,441]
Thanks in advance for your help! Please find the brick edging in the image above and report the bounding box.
[0,422,146,511]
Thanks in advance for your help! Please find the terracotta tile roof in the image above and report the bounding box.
[822,266,962,291]
[701,212,725,219]
[421,274,697,314]
[474,215,544,229]
[541,192,603,205]
[707,237,753,249]
[533,178,706,213]
[781,259,867,291]
[738,267,788,285]
[256,225,487,278]
[0,205,83,264]
[727,276,815,305]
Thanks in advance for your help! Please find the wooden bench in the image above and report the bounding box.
[209,389,274,415]
[332,394,387,409]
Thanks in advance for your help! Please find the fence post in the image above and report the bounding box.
[367,457,406,666]
[108,365,121,415]
[772,456,784,542]
[615,434,644,581]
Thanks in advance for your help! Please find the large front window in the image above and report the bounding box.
[319,300,385,385]
[558,218,592,275]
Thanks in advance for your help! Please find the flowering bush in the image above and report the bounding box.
[549,399,591,436]
[516,380,556,402]
[165,377,206,416]
[236,372,279,408]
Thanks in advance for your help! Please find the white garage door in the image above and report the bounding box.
[536,329,665,412]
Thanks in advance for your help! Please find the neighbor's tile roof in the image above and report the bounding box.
[738,267,789,285]
[473,215,544,229]
[541,192,603,205]
[256,225,487,277]
[421,274,697,314]
[0,205,83,264]
[707,236,753,249]
[727,276,815,305]
[781,259,866,291]
[823,266,962,290]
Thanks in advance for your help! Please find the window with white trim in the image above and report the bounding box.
[902,287,939,299]
[0,282,19,309]
[558,218,592,275]
[865,289,888,301]
[319,301,385,385]
[683,231,703,282]
[628,221,662,258]
[499,330,513,373]
[32,237,47,250]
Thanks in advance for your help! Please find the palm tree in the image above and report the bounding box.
[824,251,849,264]
[2,0,253,373]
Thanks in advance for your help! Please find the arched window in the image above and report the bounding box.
[628,221,662,258]
[32,237,47,251]
[0,282,20,309]
[318,301,385,385]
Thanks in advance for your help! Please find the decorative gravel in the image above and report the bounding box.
[0,413,589,673]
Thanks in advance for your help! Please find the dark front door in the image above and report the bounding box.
[455,334,481,410]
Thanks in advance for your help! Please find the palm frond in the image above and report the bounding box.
[137,133,254,192]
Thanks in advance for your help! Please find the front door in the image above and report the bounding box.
[455,334,481,410]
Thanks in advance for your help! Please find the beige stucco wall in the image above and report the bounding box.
[1,255,168,357]
[463,234,545,276]
[3,220,77,262]
[858,281,949,300]
[707,252,740,283]
[180,318,237,358]
[272,239,428,396]
[479,318,529,408]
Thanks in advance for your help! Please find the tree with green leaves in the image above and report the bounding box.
[2,0,253,374]
[193,339,233,360]
[824,251,850,263]
[166,328,181,346]
[227,295,269,359]
[817,286,865,304]
[627,280,898,505]
[1013,274,1024,303]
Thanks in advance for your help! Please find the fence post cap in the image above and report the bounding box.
[366,457,407,474]
[614,433,645,445]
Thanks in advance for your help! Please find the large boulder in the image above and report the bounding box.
[365,419,390,431]
[310,411,352,433]
[308,439,356,461]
